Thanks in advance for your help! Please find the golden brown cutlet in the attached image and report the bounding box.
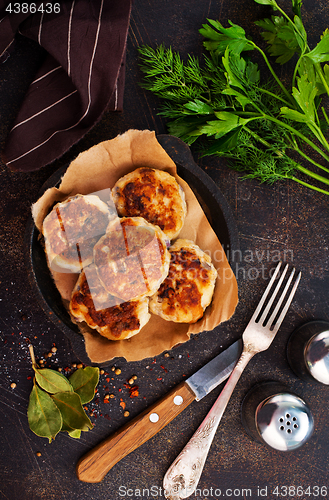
[42,194,115,272]
[69,265,150,340]
[93,216,170,302]
[112,168,187,239]
[149,239,217,323]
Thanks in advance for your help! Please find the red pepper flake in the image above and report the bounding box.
[157,377,162,381]
[104,414,111,421]
[160,365,168,373]
[27,376,32,380]
[123,383,139,398]
[187,353,190,358]
[106,377,110,383]
[120,401,126,410]
[118,388,122,392]
[152,359,157,364]
[129,386,139,398]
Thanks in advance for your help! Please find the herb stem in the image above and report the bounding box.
[244,112,329,163]
[29,344,37,368]
[296,165,329,187]
[293,145,329,175]
[273,2,329,98]
[246,125,329,192]
[245,123,329,188]
[245,126,329,186]
[262,114,329,163]
[270,1,309,89]
[244,126,283,155]
[291,176,329,196]
[292,48,307,90]
[322,107,329,127]
[308,122,329,152]
[314,62,329,98]
[274,2,308,48]
[252,43,295,106]
[258,87,292,107]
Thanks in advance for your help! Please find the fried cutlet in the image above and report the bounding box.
[69,265,150,340]
[93,216,170,302]
[42,194,116,272]
[149,239,217,323]
[112,167,187,240]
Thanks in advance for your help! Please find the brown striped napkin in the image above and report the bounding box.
[0,0,132,172]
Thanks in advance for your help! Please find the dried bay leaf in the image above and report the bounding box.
[68,429,82,439]
[34,367,73,394]
[28,383,62,443]
[61,420,83,439]
[27,345,98,442]
[52,392,93,432]
[69,366,99,404]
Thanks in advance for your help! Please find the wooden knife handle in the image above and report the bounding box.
[76,381,195,483]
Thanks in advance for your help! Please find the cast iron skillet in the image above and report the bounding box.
[25,135,240,365]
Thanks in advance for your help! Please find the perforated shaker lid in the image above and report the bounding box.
[255,393,314,451]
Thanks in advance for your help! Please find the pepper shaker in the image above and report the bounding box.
[241,381,314,451]
[287,320,329,385]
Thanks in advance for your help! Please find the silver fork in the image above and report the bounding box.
[163,261,301,500]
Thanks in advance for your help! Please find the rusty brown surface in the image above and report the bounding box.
[0,0,329,499]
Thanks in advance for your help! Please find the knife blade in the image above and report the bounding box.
[76,339,242,483]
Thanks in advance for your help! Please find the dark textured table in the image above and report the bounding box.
[1,1,329,499]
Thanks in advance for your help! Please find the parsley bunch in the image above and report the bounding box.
[138,0,329,196]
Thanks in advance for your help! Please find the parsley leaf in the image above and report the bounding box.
[305,29,329,64]
[200,20,255,55]
[255,15,306,63]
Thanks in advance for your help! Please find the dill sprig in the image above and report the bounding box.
[138,45,209,103]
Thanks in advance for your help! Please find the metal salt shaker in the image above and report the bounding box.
[287,320,329,384]
[241,381,314,451]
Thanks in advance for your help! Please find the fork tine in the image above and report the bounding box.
[258,263,289,325]
[250,261,282,322]
[265,266,295,328]
[271,270,301,333]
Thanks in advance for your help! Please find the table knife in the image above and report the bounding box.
[76,338,242,483]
